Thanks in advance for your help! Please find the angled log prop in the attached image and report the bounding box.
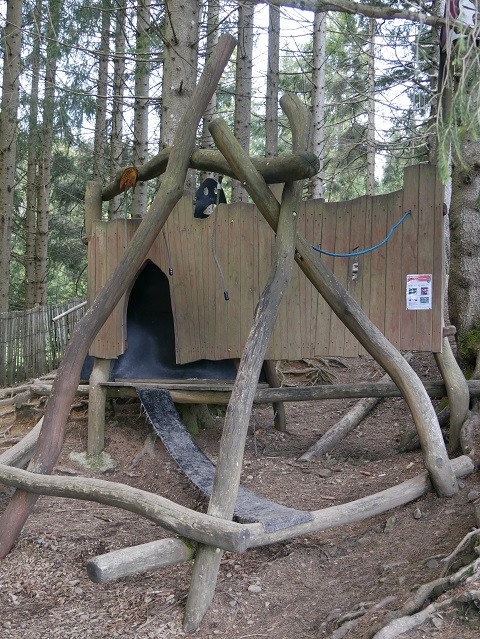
[0,34,237,560]
[183,94,311,631]
[207,118,458,499]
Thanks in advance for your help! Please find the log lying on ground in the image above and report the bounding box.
[0,456,473,555]
[299,354,413,460]
[87,537,196,583]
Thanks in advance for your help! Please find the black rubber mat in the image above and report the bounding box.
[137,387,312,533]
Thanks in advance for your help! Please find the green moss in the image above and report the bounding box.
[458,328,480,366]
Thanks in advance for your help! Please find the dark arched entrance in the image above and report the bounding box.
[111,261,237,380]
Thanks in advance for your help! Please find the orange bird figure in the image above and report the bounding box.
[120,166,139,194]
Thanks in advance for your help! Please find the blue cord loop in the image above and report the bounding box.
[312,210,411,258]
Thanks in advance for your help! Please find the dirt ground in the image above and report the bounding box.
[1,353,479,639]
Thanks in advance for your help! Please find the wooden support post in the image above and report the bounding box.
[207,109,458,500]
[0,35,237,560]
[87,537,195,583]
[434,336,469,453]
[87,358,111,456]
[263,360,286,432]
[183,94,310,632]
[84,180,103,243]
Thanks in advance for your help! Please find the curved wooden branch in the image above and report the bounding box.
[208,113,458,499]
[434,337,469,453]
[0,34,237,560]
[0,463,249,554]
[0,456,472,555]
[253,0,458,30]
[183,93,311,631]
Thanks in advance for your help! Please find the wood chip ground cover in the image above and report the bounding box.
[0,352,479,638]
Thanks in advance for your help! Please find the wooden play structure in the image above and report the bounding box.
[0,35,475,632]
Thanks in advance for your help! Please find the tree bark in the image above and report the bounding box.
[131,0,150,218]
[0,0,23,312]
[25,0,42,308]
[448,130,480,367]
[92,0,110,183]
[161,0,200,190]
[310,11,326,198]
[366,16,376,195]
[199,0,220,183]
[232,2,255,202]
[34,0,63,306]
[265,5,280,158]
[109,1,126,220]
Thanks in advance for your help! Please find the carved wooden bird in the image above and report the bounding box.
[120,166,139,194]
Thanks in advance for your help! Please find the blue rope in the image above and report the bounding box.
[311,210,411,258]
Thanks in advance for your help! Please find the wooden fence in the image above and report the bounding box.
[0,299,86,387]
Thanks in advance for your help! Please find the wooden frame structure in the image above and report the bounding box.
[0,38,471,633]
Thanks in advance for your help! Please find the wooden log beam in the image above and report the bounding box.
[434,337,469,454]
[183,94,311,632]
[0,34,238,560]
[208,113,459,499]
[102,149,319,201]
[298,353,413,460]
[0,455,473,557]
[0,418,43,468]
[13,377,479,405]
[244,455,474,548]
[86,537,196,583]
[0,463,250,554]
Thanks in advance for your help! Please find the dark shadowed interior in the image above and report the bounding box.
[111,260,238,380]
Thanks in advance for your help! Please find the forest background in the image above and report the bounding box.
[0,0,479,368]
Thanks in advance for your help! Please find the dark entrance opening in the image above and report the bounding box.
[111,260,237,380]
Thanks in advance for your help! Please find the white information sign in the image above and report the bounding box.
[406,274,432,310]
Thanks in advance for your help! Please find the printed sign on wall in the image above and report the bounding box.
[407,274,432,310]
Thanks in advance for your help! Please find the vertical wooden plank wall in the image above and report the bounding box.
[89,164,444,363]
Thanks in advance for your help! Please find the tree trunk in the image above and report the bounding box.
[232,2,254,202]
[109,0,126,220]
[366,17,375,196]
[310,11,326,198]
[34,0,63,306]
[131,0,151,218]
[449,129,480,367]
[92,0,111,183]
[265,5,280,158]
[25,0,42,308]
[0,0,23,312]
[199,0,220,183]
[161,0,200,191]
